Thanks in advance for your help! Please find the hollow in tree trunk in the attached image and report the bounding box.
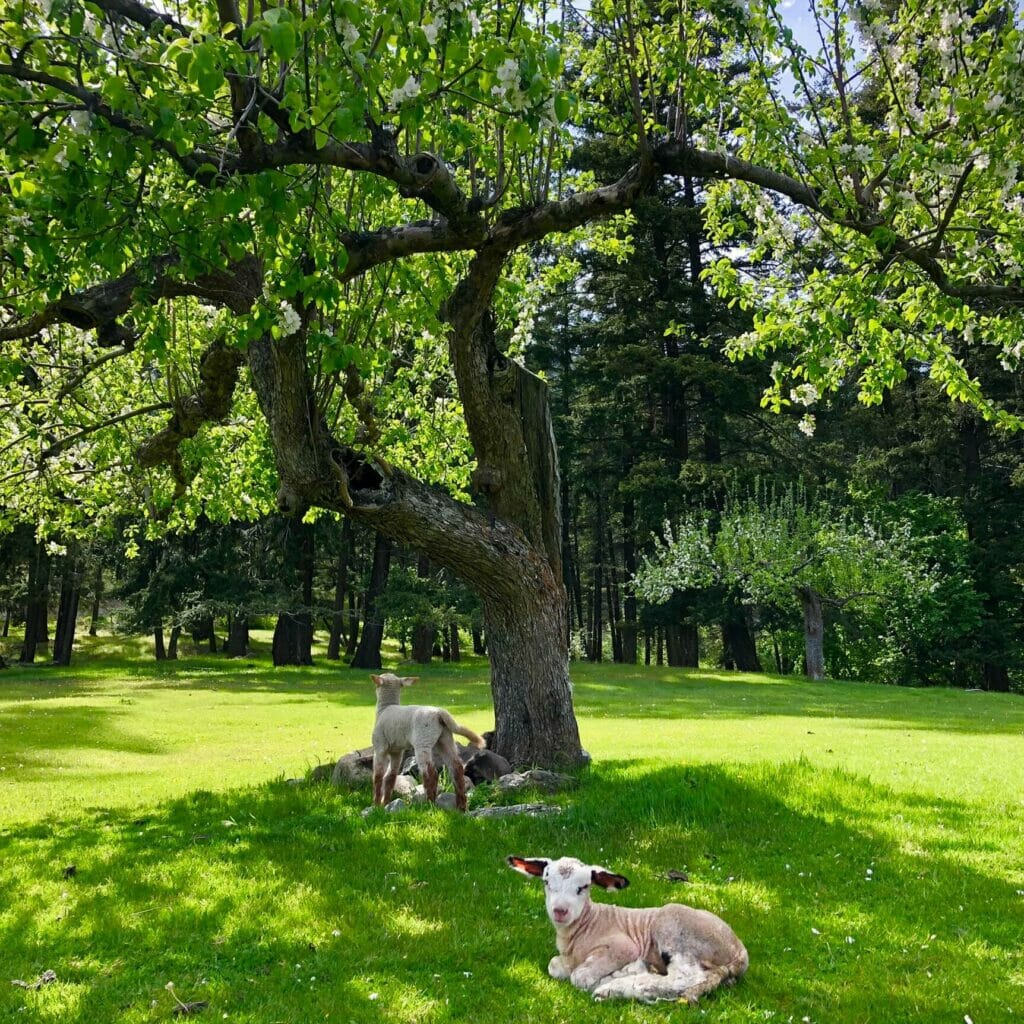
[796,585,826,680]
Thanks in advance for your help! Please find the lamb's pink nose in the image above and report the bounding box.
[552,907,569,923]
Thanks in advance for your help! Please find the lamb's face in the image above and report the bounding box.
[542,857,596,926]
[507,855,630,929]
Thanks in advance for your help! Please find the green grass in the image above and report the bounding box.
[1,633,1023,1023]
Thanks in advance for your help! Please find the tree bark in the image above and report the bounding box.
[327,517,353,660]
[471,627,485,655]
[448,622,461,662]
[796,585,826,680]
[154,625,167,661]
[52,549,81,667]
[1,605,9,638]
[350,531,392,669]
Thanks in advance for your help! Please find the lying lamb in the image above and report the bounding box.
[507,855,748,1003]
[371,673,484,811]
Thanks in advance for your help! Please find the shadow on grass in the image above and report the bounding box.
[0,760,1020,1023]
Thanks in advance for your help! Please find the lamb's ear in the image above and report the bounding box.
[591,868,630,890]
[401,676,418,687]
[371,674,382,687]
[507,856,549,878]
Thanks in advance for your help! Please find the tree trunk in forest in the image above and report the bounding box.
[88,559,103,636]
[19,541,49,664]
[345,591,360,657]
[226,613,248,657]
[604,524,622,662]
[448,622,461,662]
[52,550,81,667]
[796,585,826,680]
[411,554,435,663]
[247,249,584,768]
[192,615,217,653]
[982,659,1010,692]
[154,625,166,661]
[1,605,9,637]
[666,623,699,667]
[273,521,314,665]
[327,517,353,660]
[656,627,664,665]
[350,531,392,669]
[621,494,638,665]
[167,624,181,660]
[590,495,604,661]
[722,598,762,672]
[472,627,485,655]
[644,631,651,666]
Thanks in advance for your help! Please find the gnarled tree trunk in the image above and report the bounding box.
[247,250,585,769]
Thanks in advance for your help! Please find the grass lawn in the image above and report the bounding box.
[1,633,1022,1023]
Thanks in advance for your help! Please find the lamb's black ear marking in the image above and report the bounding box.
[507,856,549,878]
[591,868,630,890]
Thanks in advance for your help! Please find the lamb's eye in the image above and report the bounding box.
[576,885,589,895]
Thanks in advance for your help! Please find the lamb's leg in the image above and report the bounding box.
[372,750,387,805]
[569,945,637,993]
[547,956,571,980]
[381,751,403,804]
[436,733,469,811]
[417,748,439,803]
[592,954,729,1004]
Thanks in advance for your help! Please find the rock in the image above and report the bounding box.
[496,769,577,794]
[434,792,458,811]
[468,803,562,819]
[384,798,407,812]
[391,774,418,797]
[330,749,374,788]
[284,778,305,786]
[308,763,335,784]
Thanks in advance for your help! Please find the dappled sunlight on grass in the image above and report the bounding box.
[2,651,1023,1021]
[1,760,1021,1022]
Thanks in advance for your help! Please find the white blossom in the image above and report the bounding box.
[790,382,820,406]
[335,18,359,47]
[390,75,421,107]
[422,18,438,45]
[68,110,92,134]
[278,300,302,336]
[798,415,816,437]
[984,94,1005,112]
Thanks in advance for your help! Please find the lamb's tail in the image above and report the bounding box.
[438,709,486,748]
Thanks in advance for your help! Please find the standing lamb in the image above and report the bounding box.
[370,673,484,811]
[507,855,748,1003]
